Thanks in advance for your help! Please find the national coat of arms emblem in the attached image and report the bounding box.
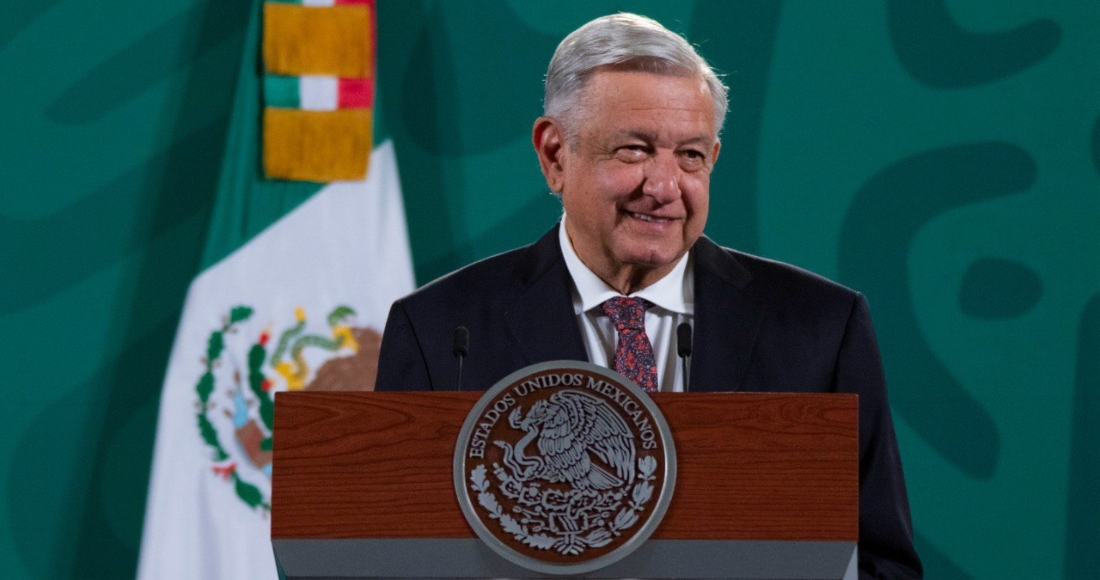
[194,304,382,511]
[454,361,676,575]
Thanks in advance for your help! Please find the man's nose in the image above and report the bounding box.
[641,152,681,203]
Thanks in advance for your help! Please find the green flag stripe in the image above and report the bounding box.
[199,0,324,270]
[263,75,300,109]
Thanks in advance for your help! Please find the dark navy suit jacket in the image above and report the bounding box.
[376,226,922,579]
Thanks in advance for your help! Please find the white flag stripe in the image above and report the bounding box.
[302,0,336,7]
[299,75,339,111]
[137,141,413,579]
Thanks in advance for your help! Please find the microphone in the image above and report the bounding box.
[453,326,469,391]
[676,322,692,392]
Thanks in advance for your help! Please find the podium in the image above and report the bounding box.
[271,392,858,579]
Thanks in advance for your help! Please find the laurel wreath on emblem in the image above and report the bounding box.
[193,304,360,512]
[194,306,270,511]
[469,450,658,555]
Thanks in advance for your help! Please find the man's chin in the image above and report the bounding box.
[615,247,686,271]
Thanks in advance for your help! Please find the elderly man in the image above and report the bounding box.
[376,13,922,579]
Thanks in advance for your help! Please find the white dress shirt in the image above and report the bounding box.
[558,218,694,392]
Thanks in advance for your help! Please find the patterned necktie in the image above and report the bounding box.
[602,297,659,393]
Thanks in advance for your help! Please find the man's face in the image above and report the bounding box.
[552,70,720,285]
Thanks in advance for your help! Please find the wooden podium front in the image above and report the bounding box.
[271,392,858,579]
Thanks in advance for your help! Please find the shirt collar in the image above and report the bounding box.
[559,217,694,315]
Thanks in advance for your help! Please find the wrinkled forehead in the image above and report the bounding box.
[577,70,717,136]
[574,60,707,101]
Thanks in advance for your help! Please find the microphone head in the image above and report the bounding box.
[676,322,693,357]
[453,326,470,357]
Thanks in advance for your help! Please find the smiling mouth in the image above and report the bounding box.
[627,211,674,224]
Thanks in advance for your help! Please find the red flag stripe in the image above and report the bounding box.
[338,77,373,109]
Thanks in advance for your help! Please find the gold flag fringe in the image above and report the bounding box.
[263,108,372,182]
[263,4,372,78]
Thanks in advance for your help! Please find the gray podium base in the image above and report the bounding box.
[273,538,857,580]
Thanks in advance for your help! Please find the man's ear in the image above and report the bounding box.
[533,117,566,193]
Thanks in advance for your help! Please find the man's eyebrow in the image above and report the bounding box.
[612,130,656,141]
[678,135,714,147]
[611,131,714,146]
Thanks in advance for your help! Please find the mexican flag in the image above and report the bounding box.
[137,0,414,577]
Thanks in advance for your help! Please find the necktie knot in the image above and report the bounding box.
[602,297,650,331]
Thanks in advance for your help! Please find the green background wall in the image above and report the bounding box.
[1,1,1097,577]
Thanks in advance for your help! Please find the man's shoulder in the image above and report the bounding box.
[738,249,856,297]
[399,245,528,306]
[395,227,562,313]
[697,238,862,309]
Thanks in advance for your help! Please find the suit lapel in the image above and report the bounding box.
[690,237,766,392]
[503,226,589,365]
[499,229,765,391]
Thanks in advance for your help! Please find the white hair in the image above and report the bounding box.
[543,13,728,142]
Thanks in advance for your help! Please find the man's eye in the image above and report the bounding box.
[680,150,706,167]
[615,147,647,161]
